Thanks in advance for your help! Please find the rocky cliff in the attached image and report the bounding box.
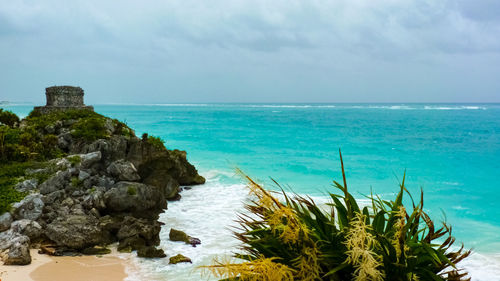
[0,109,205,264]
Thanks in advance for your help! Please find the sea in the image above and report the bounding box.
[3,103,500,281]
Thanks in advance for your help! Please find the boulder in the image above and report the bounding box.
[78,137,128,164]
[45,215,105,249]
[167,150,206,185]
[12,194,44,221]
[126,138,167,168]
[0,230,31,265]
[107,160,140,181]
[14,179,38,192]
[137,246,166,258]
[82,189,106,210]
[169,254,192,264]
[95,176,115,189]
[3,238,31,265]
[0,230,25,251]
[107,136,128,161]
[137,152,204,191]
[104,182,166,213]
[42,190,66,205]
[169,228,201,247]
[0,212,12,232]
[142,171,180,200]
[78,170,91,181]
[80,151,102,168]
[39,170,71,194]
[116,216,161,243]
[11,219,42,240]
[118,236,146,252]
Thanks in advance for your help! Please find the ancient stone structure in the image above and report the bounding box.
[34,86,93,114]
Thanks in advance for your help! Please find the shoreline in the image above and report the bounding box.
[0,249,130,281]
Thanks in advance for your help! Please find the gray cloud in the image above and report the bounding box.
[0,0,499,103]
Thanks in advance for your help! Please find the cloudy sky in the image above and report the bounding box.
[1,0,499,103]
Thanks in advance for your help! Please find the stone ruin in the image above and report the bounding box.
[34,86,94,114]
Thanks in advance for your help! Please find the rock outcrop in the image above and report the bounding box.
[169,254,192,264]
[169,228,201,247]
[0,108,205,265]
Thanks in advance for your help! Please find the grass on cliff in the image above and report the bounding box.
[201,151,471,281]
[0,109,134,213]
[0,109,134,163]
[143,134,166,150]
[0,162,40,214]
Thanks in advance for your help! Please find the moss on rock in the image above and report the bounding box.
[169,254,192,264]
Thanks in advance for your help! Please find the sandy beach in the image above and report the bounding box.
[0,249,128,281]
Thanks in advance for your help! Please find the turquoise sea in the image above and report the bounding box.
[4,103,500,280]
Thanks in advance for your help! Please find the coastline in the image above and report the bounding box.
[0,249,129,281]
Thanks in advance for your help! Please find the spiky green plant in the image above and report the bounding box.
[202,150,471,281]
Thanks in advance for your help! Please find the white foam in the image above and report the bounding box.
[460,252,500,281]
[423,106,486,110]
[148,103,210,107]
[242,104,336,108]
[126,178,248,281]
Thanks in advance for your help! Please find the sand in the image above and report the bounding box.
[0,249,129,281]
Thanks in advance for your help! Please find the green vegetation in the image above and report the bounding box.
[26,108,98,130]
[127,185,137,196]
[202,151,470,281]
[68,155,81,166]
[0,109,20,127]
[147,135,166,149]
[72,116,108,141]
[0,162,45,214]
[113,119,134,137]
[71,177,83,188]
[0,109,135,163]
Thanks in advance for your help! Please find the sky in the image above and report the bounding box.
[1,0,499,104]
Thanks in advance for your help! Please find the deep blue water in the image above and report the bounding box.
[4,103,500,254]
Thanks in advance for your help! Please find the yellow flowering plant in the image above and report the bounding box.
[202,150,471,281]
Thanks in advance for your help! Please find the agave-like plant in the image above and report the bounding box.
[201,150,471,281]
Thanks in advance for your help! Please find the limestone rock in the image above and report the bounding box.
[82,189,106,210]
[104,182,166,213]
[39,170,71,195]
[116,216,161,243]
[45,215,105,249]
[78,170,90,181]
[14,179,38,192]
[142,171,180,200]
[118,236,145,252]
[0,212,12,232]
[10,219,42,240]
[137,246,166,258]
[80,151,102,168]
[0,230,31,265]
[169,228,201,247]
[169,254,192,264]
[3,239,31,265]
[107,160,140,181]
[11,194,44,221]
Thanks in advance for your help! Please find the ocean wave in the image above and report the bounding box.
[242,104,336,108]
[423,106,487,110]
[147,103,210,107]
[89,103,492,110]
[460,252,500,281]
